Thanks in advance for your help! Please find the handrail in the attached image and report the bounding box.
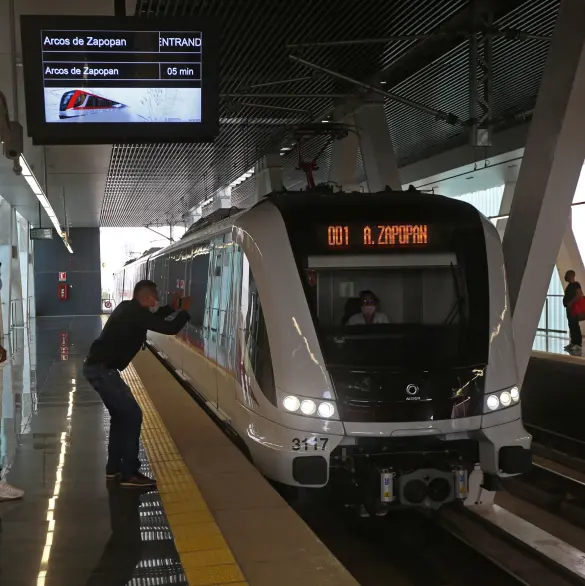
[538,294,567,335]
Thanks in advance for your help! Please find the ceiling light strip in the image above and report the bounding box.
[19,156,72,253]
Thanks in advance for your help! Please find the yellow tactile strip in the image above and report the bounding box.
[122,363,248,586]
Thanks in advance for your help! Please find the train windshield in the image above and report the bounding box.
[271,191,490,371]
[305,257,473,368]
[59,91,75,110]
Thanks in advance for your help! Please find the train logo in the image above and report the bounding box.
[406,384,419,396]
[59,89,126,119]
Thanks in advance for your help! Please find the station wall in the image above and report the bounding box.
[34,228,101,316]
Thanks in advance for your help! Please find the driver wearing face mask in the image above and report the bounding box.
[347,290,389,325]
[83,280,190,488]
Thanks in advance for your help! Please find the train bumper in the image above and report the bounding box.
[237,405,343,487]
[476,410,532,476]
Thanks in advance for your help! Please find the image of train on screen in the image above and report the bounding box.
[113,189,531,512]
[58,89,126,118]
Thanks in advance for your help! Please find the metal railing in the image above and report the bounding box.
[9,298,24,331]
[538,294,567,335]
[9,297,34,331]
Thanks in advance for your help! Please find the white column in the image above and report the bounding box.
[496,181,515,240]
[353,99,401,192]
[27,238,35,321]
[0,198,12,342]
[9,208,23,329]
[329,114,359,189]
[254,153,283,201]
[503,0,585,381]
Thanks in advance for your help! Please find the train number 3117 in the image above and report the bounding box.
[292,437,329,451]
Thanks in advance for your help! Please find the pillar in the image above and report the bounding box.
[0,198,11,342]
[254,153,283,201]
[9,208,23,329]
[502,0,585,381]
[496,181,515,240]
[353,98,401,192]
[329,114,359,189]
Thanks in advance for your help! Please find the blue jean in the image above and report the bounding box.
[83,362,142,477]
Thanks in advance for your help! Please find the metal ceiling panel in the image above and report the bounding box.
[101,0,559,227]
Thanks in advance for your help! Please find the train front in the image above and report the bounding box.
[238,190,531,512]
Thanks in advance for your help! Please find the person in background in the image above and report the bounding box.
[0,343,25,500]
[563,270,583,353]
[347,290,389,325]
[83,280,191,488]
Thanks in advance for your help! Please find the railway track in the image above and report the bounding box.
[151,345,585,586]
[290,495,585,586]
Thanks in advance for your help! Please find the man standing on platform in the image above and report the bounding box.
[83,280,191,488]
[563,270,583,354]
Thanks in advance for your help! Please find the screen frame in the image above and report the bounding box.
[20,15,219,145]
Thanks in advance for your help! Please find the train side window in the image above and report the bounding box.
[245,269,275,404]
[74,93,84,107]
[189,243,211,327]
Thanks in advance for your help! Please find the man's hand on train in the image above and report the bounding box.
[178,296,192,312]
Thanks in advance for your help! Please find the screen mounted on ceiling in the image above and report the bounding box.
[20,16,219,145]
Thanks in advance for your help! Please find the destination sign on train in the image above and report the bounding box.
[325,224,429,249]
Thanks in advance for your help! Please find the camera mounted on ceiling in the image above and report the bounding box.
[0,90,23,174]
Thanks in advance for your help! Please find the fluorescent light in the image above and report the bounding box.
[19,155,32,176]
[24,175,39,191]
[20,155,72,254]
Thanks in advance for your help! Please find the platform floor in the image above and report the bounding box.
[0,316,356,586]
[0,317,194,585]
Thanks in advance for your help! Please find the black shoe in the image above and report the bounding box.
[106,470,121,479]
[119,472,156,488]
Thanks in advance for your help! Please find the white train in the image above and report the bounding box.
[114,189,531,511]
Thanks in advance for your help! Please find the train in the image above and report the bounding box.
[59,89,125,119]
[113,189,532,512]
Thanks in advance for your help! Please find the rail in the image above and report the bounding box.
[9,298,25,331]
[538,294,567,335]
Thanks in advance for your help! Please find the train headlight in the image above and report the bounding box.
[283,396,300,412]
[510,386,520,402]
[300,400,317,415]
[317,401,335,418]
[500,391,512,407]
[278,392,338,419]
[486,395,499,411]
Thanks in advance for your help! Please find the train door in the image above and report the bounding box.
[216,234,235,412]
[203,235,225,408]
[164,249,187,371]
[218,239,243,419]
[161,255,170,306]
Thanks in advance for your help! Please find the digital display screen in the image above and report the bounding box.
[21,16,219,144]
[325,224,429,249]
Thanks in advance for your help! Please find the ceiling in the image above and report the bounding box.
[100,0,559,227]
[0,0,560,229]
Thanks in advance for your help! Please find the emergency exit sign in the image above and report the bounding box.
[58,272,66,282]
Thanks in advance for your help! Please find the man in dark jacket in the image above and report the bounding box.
[563,270,582,353]
[83,280,190,488]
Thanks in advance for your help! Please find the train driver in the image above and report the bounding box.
[347,290,389,325]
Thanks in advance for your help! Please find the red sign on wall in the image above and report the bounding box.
[58,272,67,282]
